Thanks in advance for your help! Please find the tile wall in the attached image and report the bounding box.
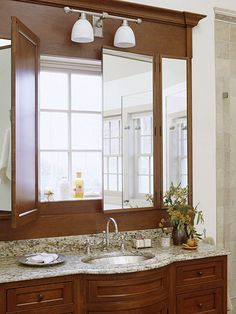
[215,12,236,312]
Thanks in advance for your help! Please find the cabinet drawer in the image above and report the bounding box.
[177,288,223,314]
[7,281,73,312]
[7,304,74,314]
[176,260,223,287]
[86,268,168,312]
[88,299,168,314]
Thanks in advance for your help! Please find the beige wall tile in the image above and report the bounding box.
[216,40,230,59]
[230,42,236,60]
[216,20,230,42]
[230,24,236,43]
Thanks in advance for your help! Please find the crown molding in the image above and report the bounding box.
[13,0,206,27]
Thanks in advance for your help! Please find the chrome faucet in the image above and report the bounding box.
[106,217,119,248]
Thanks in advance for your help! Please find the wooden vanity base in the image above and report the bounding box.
[0,255,227,314]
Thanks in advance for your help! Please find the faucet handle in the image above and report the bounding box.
[101,230,107,251]
[84,238,93,255]
[119,234,126,253]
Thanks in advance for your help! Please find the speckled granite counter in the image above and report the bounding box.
[0,243,229,284]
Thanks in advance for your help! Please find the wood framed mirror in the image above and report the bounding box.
[102,48,156,211]
[161,56,192,204]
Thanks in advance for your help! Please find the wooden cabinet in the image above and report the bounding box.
[82,267,169,313]
[176,259,224,288]
[3,276,75,314]
[0,256,227,314]
[174,257,227,314]
[177,288,223,314]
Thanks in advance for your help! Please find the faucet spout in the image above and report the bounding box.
[106,217,119,248]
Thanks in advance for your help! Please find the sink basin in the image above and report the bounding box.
[82,252,155,265]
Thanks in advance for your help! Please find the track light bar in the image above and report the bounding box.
[64,6,142,25]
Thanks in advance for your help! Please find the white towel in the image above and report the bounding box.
[26,253,58,264]
[0,128,11,180]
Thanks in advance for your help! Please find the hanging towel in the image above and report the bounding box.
[0,128,11,180]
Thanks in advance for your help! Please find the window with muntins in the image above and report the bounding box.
[39,59,102,201]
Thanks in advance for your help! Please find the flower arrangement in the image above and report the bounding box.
[162,182,204,240]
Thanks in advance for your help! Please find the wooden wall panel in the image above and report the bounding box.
[0,209,168,240]
[0,0,205,240]
[0,0,187,60]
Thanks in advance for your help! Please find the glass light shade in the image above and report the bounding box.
[114,20,136,48]
[71,13,94,43]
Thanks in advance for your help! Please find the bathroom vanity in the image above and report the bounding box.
[0,1,227,313]
[0,241,228,314]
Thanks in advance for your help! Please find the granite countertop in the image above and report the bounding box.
[0,243,229,284]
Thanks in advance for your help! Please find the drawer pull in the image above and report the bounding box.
[37,294,44,302]
[198,303,203,308]
[197,271,203,276]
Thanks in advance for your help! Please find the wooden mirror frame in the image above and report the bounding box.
[0,0,205,240]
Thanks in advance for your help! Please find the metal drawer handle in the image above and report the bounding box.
[197,271,203,276]
[37,294,44,302]
[198,303,203,308]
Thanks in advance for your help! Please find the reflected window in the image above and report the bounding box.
[169,116,187,187]
[103,49,154,210]
[162,58,187,192]
[133,113,153,195]
[39,58,102,201]
[103,116,122,193]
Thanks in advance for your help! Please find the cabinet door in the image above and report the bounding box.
[177,288,223,314]
[11,16,39,228]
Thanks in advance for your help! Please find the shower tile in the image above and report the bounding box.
[230,24,236,42]
[216,40,230,59]
[229,42,236,60]
[215,20,230,41]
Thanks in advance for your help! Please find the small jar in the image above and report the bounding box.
[160,235,171,248]
[59,177,71,200]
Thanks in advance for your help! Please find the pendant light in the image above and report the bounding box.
[114,20,136,48]
[71,12,94,43]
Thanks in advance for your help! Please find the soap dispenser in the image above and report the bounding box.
[74,171,84,198]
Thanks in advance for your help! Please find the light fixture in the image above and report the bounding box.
[71,12,94,43]
[64,7,142,48]
[114,20,135,48]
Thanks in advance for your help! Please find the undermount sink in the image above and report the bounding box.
[82,252,155,265]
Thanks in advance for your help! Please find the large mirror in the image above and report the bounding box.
[0,39,11,212]
[162,57,188,193]
[103,48,154,211]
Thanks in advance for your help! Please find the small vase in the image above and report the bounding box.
[172,226,187,246]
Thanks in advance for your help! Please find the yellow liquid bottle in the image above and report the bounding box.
[74,172,84,198]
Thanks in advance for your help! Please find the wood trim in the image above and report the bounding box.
[157,54,163,207]
[187,58,193,205]
[0,212,11,220]
[184,11,206,27]
[0,209,168,240]
[13,0,206,27]
[186,27,193,58]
